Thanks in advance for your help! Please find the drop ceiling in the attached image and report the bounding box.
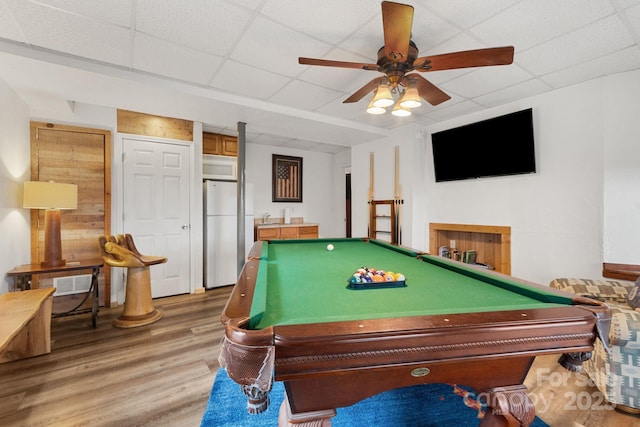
[1,0,639,153]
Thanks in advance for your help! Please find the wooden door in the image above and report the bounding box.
[30,122,111,307]
[122,137,191,298]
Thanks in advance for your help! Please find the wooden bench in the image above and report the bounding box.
[0,288,56,363]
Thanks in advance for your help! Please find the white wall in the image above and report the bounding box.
[0,78,31,293]
[603,70,640,263]
[352,70,640,286]
[245,143,337,237]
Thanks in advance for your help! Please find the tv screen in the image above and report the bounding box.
[431,108,536,182]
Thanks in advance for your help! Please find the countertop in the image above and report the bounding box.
[255,223,318,228]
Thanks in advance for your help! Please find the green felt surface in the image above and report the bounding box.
[249,239,572,329]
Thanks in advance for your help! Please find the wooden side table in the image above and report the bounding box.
[6,259,103,328]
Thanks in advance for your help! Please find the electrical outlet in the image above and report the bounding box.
[450,240,456,249]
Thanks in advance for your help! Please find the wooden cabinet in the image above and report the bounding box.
[220,135,238,156]
[279,227,299,239]
[429,223,511,274]
[203,132,237,156]
[255,225,319,241]
[298,225,319,239]
[255,227,279,240]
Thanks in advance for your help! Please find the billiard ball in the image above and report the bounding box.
[326,244,334,251]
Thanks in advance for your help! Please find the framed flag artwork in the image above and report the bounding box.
[272,154,302,202]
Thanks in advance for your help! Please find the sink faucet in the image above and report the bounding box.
[263,213,270,223]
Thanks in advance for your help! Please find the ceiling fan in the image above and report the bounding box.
[298,1,514,114]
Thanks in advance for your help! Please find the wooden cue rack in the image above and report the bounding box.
[368,147,402,245]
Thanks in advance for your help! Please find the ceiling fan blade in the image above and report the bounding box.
[415,46,514,72]
[299,57,380,71]
[410,74,451,106]
[343,77,383,103]
[381,1,413,62]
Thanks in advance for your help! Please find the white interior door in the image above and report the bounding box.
[122,137,191,298]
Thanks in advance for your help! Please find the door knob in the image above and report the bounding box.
[182,224,189,230]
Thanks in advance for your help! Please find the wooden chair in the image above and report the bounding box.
[100,234,166,328]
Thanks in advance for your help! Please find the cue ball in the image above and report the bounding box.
[326,244,334,251]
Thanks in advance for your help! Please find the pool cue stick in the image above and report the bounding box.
[394,146,402,244]
[368,152,374,238]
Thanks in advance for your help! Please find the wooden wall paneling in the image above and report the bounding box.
[117,109,193,141]
[30,122,112,308]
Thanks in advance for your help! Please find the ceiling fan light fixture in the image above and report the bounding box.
[399,80,422,109]
[366,102,386,115]
[372,80,394,108]
[367,90,387,114]
[391,103,412,117]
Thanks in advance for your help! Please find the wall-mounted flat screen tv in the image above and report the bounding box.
[431,108,536,182]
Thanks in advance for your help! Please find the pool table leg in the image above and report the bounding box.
[278,392,335,427]
[479,385,535,427]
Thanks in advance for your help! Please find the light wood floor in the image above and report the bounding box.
[0,286,638,427]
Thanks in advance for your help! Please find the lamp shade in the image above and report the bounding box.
[23,181,78,210]
[399,79,422,109]
[372,80,394,108]
[391,103,412,117]
[366,92,387,115]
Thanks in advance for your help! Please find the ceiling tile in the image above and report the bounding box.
[211,60,290,99]
[226,0,264,11]
[518,15,635,76]
[7,0,132,66]
[474,79,552,107]
[541,46,640,88]
[625,4,640,36]
[441,64,532,98]
[260,0,376,45]
[469,0,615,50]
[135,0,253,56]
[336,15,384,61]
[31,0,133,27]
[269,80,343,111]
[133,33,224,85]
[231,16,332,77]
[420,0,522,29]
[615,0,640,9]
[0,2,23,41]
[422,99,484,122]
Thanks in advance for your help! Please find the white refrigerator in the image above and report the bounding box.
[203,180,254,289]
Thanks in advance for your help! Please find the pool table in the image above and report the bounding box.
[220,238,610,427]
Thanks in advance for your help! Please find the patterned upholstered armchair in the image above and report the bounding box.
[550,278,640,413]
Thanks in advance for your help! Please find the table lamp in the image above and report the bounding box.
[23,181,78,267]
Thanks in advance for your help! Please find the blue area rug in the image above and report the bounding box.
[201,369,550,426]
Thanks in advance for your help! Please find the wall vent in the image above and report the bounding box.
[52,274,92,296]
